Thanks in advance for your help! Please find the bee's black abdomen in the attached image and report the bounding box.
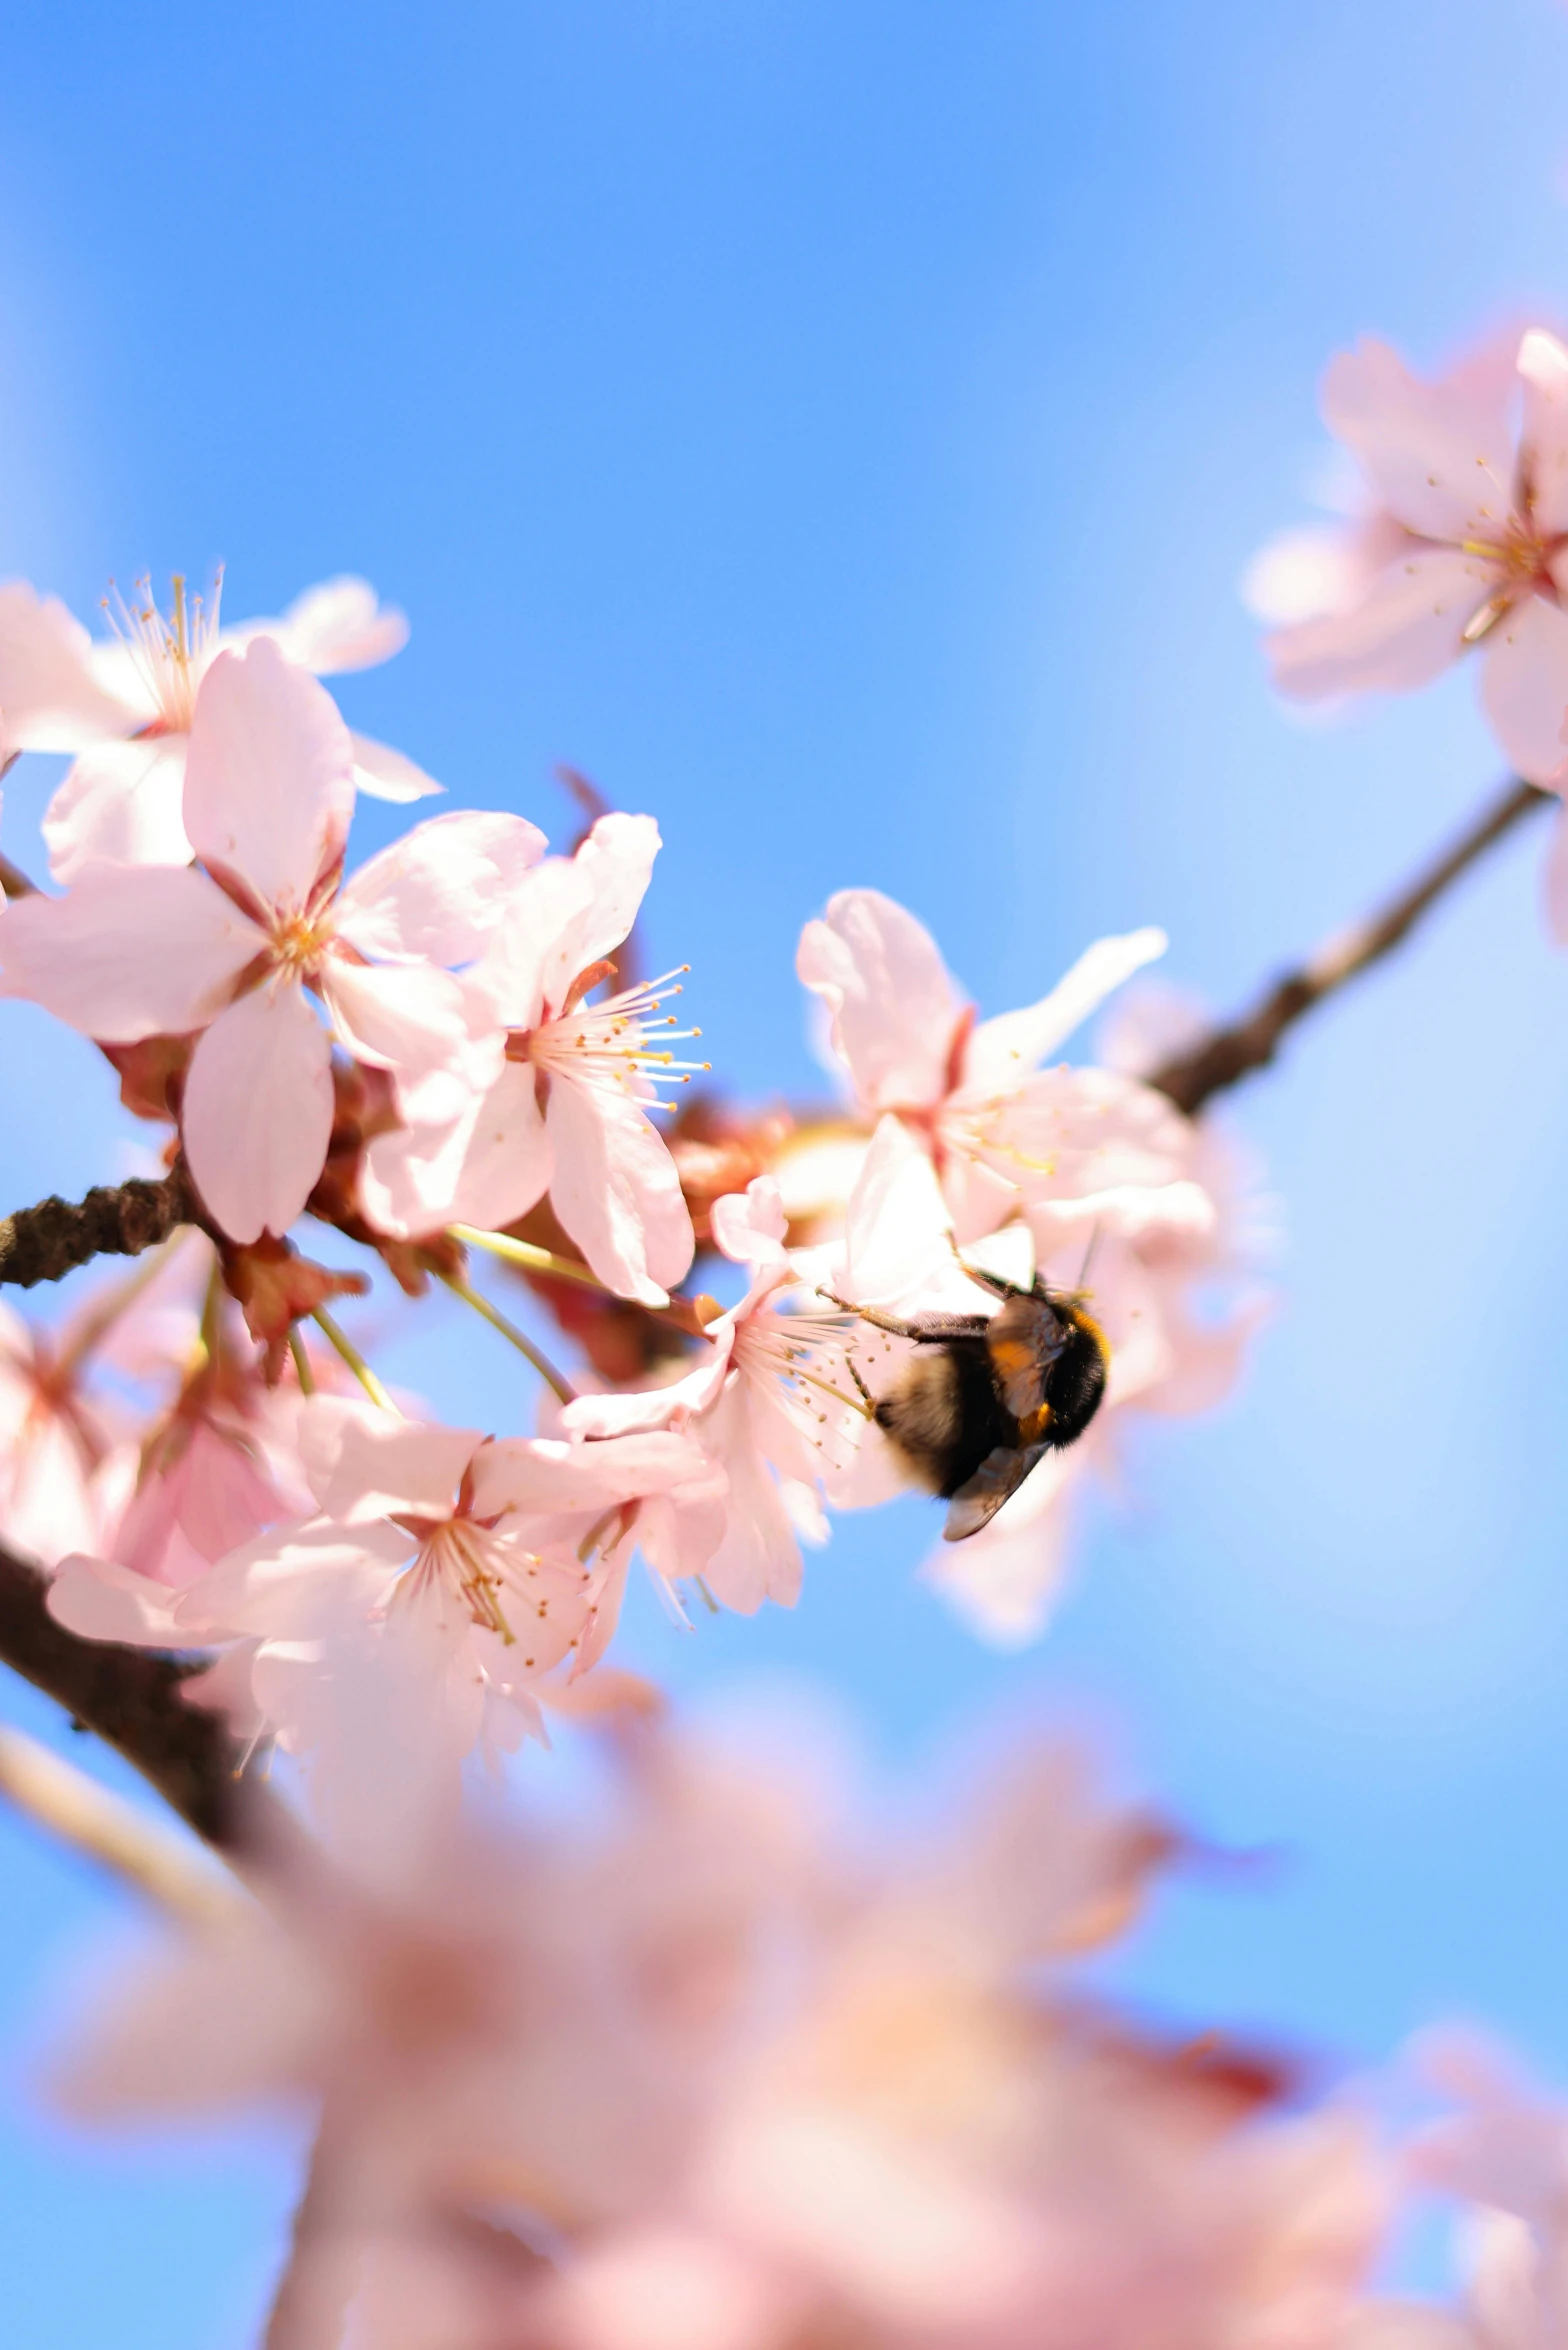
[1039,1315,1107,1452]
[873,1336,1013,1499]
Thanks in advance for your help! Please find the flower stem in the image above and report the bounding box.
[436,1271,578,1407]
[288,1328,316,1395]
[309,1309,399,1414]
[449,1224,611,1291]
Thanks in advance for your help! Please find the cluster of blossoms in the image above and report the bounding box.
[0,456,1558,2350]
[50,1686,1568,2350]
[0,569,1264,1751]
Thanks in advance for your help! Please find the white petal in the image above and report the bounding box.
[181,982,335,1242]
[359,1059,551,1238]
[0,581,145,750]
[320,956,503,1125]
[183,638,356,909]
[0,865,264,1041]
[1479,593,1568,783]
[42,738,192,881]
[1519,330,1568,538]
[546,1076,694,1306]
[337,808,548,965]
[349,731,443,803]
[269,576,409,673]
[300,1399,480,1524]
[797,889,964,1113]
[959,928,1167,1096]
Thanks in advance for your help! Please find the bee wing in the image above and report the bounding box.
[985,1293,1067,1421]
[942,1444,1049,1542]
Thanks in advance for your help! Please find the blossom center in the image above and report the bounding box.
[514,966,709,1106]
[107,573,221,736]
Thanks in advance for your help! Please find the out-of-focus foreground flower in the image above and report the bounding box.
[49,1693,1407,2350]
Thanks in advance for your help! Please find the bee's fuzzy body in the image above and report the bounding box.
[850,1275,1110,1540]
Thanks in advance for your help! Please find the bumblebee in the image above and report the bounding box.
[836,1268,1108,1543]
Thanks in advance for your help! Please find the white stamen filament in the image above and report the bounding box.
[527,966,711,1105]
[103,571,224,734]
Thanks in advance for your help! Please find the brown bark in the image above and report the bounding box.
[1148,779,1551,1117]
[0,1165,202,1289]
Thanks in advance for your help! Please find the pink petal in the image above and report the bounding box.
[48,1553,189,1645]
[359,1058,552,1237]
[711,1177,789,1272]
[1321,336,1517,542]
[477,855,596,1028]
[840,1115,955,1308]
[1242,516,1409,626]
[320,956,503,1125]
[797,889,964,1113]
[558,812,661,976]
[42,738,192,881]
[546,1075,694,1306]
[268,576,409,673]
[0,864,264,1041]
[348,732,443,804]
[959,929,1167,1097]
[1266,545,1493,700]
[181,981,335,1243]
[1519,330,1568,537]
[697,1384,802,1613]
[1541,802,1568,945]
[300,1398,480,1523]
[183,638,355,910]
[0,582,144,750]
[1479,592,1568,783]
[561,1338,735,1439]
[483,813,661,1026]
[336,809,548,965]
[469,1429,711,1517]
[174,1515,412,1637]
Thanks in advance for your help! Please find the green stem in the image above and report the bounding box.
[437,1271,577,1407]
[449,1225,612,1293]
[309,1309,399,1414]
[287,1328,316,1396]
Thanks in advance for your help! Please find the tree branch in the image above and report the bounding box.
[0,1535,275,1859]
[1148,779,1552,1118]
[0,1164,201,1289]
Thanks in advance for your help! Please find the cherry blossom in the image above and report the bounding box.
[47,1266,316,1661]
[797,887,1169,1244]
[361,811,700,1306]
[0,570,438,880]
[562,1173,872,1634]
[0,639,542,1243]
[161,1396,719,1751]
[1249,330,1568,788]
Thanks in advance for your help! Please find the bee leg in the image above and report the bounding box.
[821,1293,924,1341]
[845,1354,877,1410]
[945,1234,1024,1301]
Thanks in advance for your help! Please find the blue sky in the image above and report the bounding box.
[5,2,1568,2339]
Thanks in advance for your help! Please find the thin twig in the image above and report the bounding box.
[0,851,36,900]
[0,1722,240,1923]
[1149,778,1552,1117]
[437,1270,578,1406]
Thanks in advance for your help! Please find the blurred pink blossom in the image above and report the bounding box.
[1250,330,1568,793]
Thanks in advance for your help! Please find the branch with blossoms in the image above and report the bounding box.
[4,304,1568,2349]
